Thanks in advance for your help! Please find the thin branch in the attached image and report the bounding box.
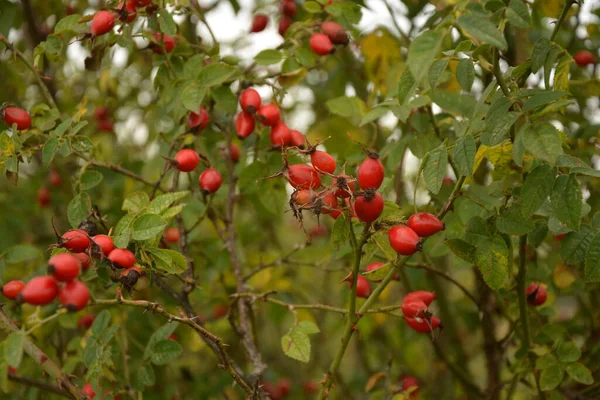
[77,154,156,188]
[550,0,576,42]
[382,0,411,42]
[492,48,511,98]
[8,373,70,399]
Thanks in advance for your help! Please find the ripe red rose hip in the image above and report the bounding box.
[333,174,355,198]
[92,234,114,256]
[354,190,383,223]
[574,50,595,67]
[403,291,436,306]
[73,252,91,270]
[404,315,441,333]
[78,314,95,330]
[311,151,336,174]
[61,229,90,253]
[354,275,371,298]
[82,383,96,399]
[152,33,176,54]
[1,280,25,300]
[49,169,62,187]
[108,248,136,268]
[388,225,421,255]
[290,130,305,148]
[48,253,81,282]
[280,0,297,17]
[358,155,384,189]
[187,107,210,130]
[257,104,281,126]
[278,16,293,36]
[37,187,51,207]
[18,276,59,305]
[401,300,428,318]
[174,149,200,172]
[400,375,420,399]
[270,121,292,147]
[287,164,321,190]
[250,14,268,33]
[408,212,444,237]
[365,262,398,282]
[321,21,348,45]
[90,10,115,36]
[229,143,240,163]
[526,283,547,306]
[310,33,334,55]
[317,191,338,215]
[59,280,90,312]
[236,111,255,139]
[199,168,223,194]
[165,227,180,243]
[240,88,262,113]
[3,107,31,130]
[117,1,137,23]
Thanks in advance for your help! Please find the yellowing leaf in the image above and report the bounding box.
[439,59,462,93]
[553,263,576,289]
[473,141,514,175]
[360,29,403,96]
[365,372,386,392]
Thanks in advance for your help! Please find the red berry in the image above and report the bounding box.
[293,189,312,206]
[278,16,293,37]
[229,143,240,163]
[37,187,51,207]
[555,233,565,241]
[152,33,176,54]
[304,381,318,394]
[289,130,305,148]
[61,229,90,253]
[187,107,210,130]
[403,291,436,307]
[354,275,371,298]
[168,333,177,341]
[321,21,348,45]
[388,225,421,255]
[257,104,281,126]
[280,0,297,17]
[365,262,398,282]
[310,225,327,237]
[358,155,384,189]
[93,106,109,121]
[92,234,114,256]
[134,0,152,5]
[318,191,338,215]
[574,50,595,67]
[235,111,255,139]
[97,119,114,132]
[407,212,444,237]
[121,266,142,278]
[18,276,59,306]
[165,227,180,244]
[59,280,90,312]
[1,280,25,300]
[311,151,336,174]
[77,314,95,330]
[83,383,96,399]
[174,149,200,172]
[250,14,268,33]
[442,177,454,185]
[117,1,137,23]
[400,375,420,399]
[310,33,334,56]
[526,283,547,306]
[90,10,115,36]
[404,315,441,333]
[48,253,81,282]
[108,248,136,268]
[199,168,223,194]
[270,121,291,147]
[401,300,428,318]
[49,170,62,187]
[353,190,383,223]
[287,164,321,189]
[333,174,355,198]
[212,304,228,318]
[277,379,292,397]
[3,107,31,130]
[263,382,282,400]
[239,88,262,113]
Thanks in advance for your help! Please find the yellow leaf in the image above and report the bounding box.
[360,29,403,96]
[473,141,513,175]
[365,372,387,392]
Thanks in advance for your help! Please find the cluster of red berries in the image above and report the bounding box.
[388,212,444,256]
[401,291,441,334]
[93,106,114,133]
[250,0,298,37]
[310,21,349,56]
[172,148,223,194]
[37,169,62,207]
[526,283,547,306]
[263,378,291,400]
[574,50,596,67]
[1,105,31,131]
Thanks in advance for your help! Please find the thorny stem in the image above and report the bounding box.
[8,373,70,398]
[77,153,157,188]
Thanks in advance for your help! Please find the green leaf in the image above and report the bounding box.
[53,118,71,137]
[560,225,596,264]
[330,216,349,251]
[132,214,167,241]
[407,30,444,84]
[557,342,581,363]
[158,10,177,36]
[254,49,283,65]
[146,248,186,273]
[304,1,322,13]
[531,38,551,73]
[521,164,556,217]
[160,249,187,271]
[584,234,600,282]
[429,59,449,88]
[452,134,476,177]
[182,83,207,113]
[296,321,320,335]
[143,323,179,360]
[566,362,594,385]
[457,15,507,50]
[123,191,150,213]
[360,106,392,126]
[465,216,492,246]
[198,64,236,87]
[422,142,448,195]
[147,191,189,214]
[522,122,563,164]
[150,340,183,365]
[42,137,59,166]
[113,214,135,248]
[363,262,392,281]
[326,96,365,119]
[430,90,476,116]
[445,239,476,263]
[67,192,92,228]
[80,170,103,191]
[540,364,565,391]
[571,166,600,178]
[281,329,311,363]
[550,174,582,231]
[91,310,111,337]
[475,235,508,289]
[4,245,42,265]
[4,333,24,368]
[496,205,535,235]
[506,0,531,28]
[397,67,416,104]
[523,91,569,112]
[536,353,558,369]
[456,58,475,91]
[54,14,87,35]
[481,112,520,146]
[135,364,156,387]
